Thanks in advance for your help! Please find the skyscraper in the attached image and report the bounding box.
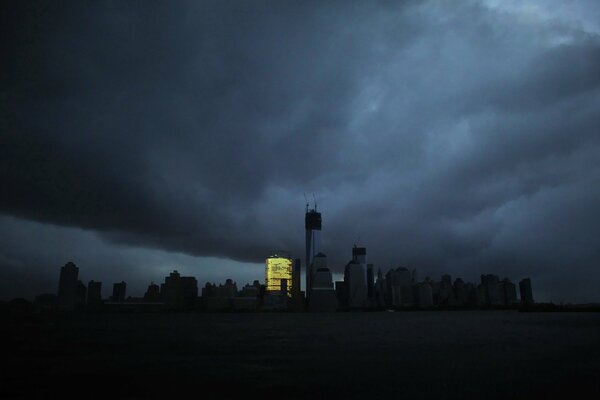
[519,278,534,305]
[163,271,198,309]
[111,281,127,302]
[345,245,367,308]
[366,264,375,300]
[265,252,293,297]
[344,260,367,308]
[352,246,366,265]
[57,261,79,309]
[307,253,337,312]
[87,280,102,307]
[292,258,301,298]
[305,205,322,293]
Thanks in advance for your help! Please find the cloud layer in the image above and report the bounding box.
[2,1,600,301]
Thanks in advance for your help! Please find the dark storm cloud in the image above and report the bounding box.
[2,1,600,301]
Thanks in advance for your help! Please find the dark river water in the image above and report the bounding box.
[3,311,600,398]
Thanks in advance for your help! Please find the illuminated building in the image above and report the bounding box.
[265,252,293,296]
[305,205,322,294]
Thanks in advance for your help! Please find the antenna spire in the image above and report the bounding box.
[313,193,317,211]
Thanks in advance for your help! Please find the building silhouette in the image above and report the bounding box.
[305,204,322,295]
[144,282,161,302]
[344,262,367,309]
[75,280,87,309]
[292,258,302,298]
[480,274,502,306]
[87,280,102,307]
[452,278,468,306]
[385,267,413,307]
[288,258,305,311]
[233,283,259,311]
[519,278,534,305]
[111,281,127,302]
[500,278,518,306]
[57,261,79,309]
[374,268,386,308]
[162,271,198,310]
[366,264,375,301]
[307,253,337,312]
[416,282,434,307]
[344,245,368,309]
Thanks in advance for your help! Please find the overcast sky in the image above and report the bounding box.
[2,0,600,302]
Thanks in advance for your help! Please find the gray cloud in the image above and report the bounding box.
[1,1,600,302]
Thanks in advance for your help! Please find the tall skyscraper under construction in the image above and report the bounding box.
[305,203,322,294]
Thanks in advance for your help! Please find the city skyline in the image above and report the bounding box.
[43,204,536,312]
[3,1,600,303]
[0,201,580,304]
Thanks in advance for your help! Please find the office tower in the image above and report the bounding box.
[352,246,366,265]
[453,278,468,306]
[438,274,452,305]
[57,261,79,308]
[481,274,502,306]
[417,282,433,308]
[385,267,413,307]
[345,245,368,308]
[163,271,198,309]
[519,278,534,305]
[161,270,183,308]
[335,281,348,308]
[307,253,337,312]
[75,280,87,309]
[87,280,102,306]
[111,281,127,302]
[265,252,293,297]
[344,260,367,309]
[239,283,259,298]
[476,283,487,307]
[366,264,375,299]
[234,283,259,311]
[441,274,452,286]
[500,278,518,306]
[292,258,302,297]
[218,278,238,297]
[305,205,322,294]
[312,268,334,289]
[144,282,160,302]
[374,268,386,308]
[180,277,199,305]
